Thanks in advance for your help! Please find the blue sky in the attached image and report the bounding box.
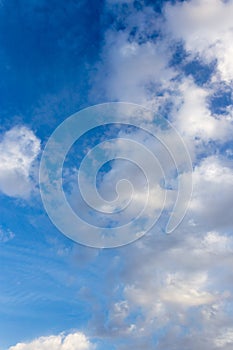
[1,0,233,349]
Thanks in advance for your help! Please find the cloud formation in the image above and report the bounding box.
[165,0,233,82]
[83,0,233,348]
[8,331,95,350]
[0,126,40,198]
[1,0,233,349]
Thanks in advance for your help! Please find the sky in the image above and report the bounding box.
[1,0,233,349]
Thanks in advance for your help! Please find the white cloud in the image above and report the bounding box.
[92,0,233,149]
[91,3,175,107]
[124,267,218,313]
[0,126,40,198]
[100,34,174,103]
[100,226,233,349]
[8,331,95,350]
[215,328,233,348]
[171,78,233,143]
[165,0,233,82]
[160,272,217,306]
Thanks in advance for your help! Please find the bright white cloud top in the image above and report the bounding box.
[8,332,95,350]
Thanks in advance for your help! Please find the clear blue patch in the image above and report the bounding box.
[169,42,188,67]
[184,59,216,85]
[209,84,232,115]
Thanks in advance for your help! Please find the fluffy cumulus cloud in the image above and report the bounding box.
[171,77,233,143]
[165,0,233,82]
[91,2,175,106]
[93,0,233,139]
[0,126,40,198]
[101,225,233,349]
[8,331,95,350]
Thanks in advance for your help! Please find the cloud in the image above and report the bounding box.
[100,225,233,349]
[90,2,175,107]
[91,0,233,150]
[171,77,233,143]
[165,0,233,82]
[8,331,95,350]
[125,270,217,310]
[77,3,233,346]
[0,126,40,198]
[215,328,233,348]
[190,155,233,230]
[99,34,174,103]
[3,1,233,349]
